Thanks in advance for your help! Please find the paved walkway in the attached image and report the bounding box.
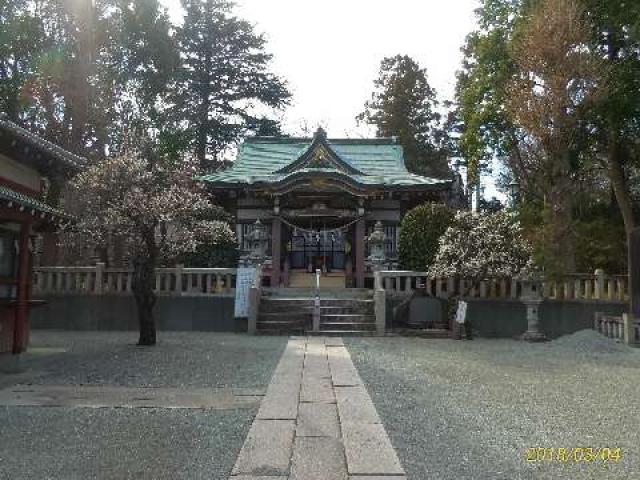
[229,336,406,480]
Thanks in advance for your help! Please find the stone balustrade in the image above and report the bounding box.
[376,269,629,302]
[34,264,237,296]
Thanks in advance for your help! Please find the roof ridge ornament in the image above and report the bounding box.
[314,127,327,140]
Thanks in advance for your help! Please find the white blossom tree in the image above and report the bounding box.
[68,147,235,345]
[428,210,533,338]
[429,210,533,284]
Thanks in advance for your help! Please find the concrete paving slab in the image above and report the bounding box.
[232,420,295,476]
[348,477,406,480]
[0,385,261,410]
[296,402,340,438]
[328,348,363,387]
[290,437,347,480]
[342,423,405,476]
[335,386,381,424]
[256,390,299,420]
[300,377,335,404]
[324,338,344,347]
[231,477,287,480]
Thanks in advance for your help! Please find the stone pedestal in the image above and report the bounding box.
[519,275,548,342]
[521,298,547,342]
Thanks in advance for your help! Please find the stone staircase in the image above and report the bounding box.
[257,288,377,336]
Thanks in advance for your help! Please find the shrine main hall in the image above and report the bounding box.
[203,128,461,289]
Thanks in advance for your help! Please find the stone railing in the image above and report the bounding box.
[594,312,638,345]
[34,263,237,296]
[376,269,629,302]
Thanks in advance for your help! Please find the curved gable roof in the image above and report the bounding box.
[201,128,450,191]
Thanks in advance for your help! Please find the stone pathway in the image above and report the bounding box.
[229,336,406,480]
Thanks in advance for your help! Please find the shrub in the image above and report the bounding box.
[399,203,455,271]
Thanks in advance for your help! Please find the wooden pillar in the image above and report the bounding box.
[13,222,31,354]
[355,217,365,288]
[271,218,282,287]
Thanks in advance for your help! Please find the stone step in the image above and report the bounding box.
[308,330,379,337]
[260,299,374,314]
[263,287,373,299]
[320,322,377,331]
[258,312,312,321]
[321,314,375,322]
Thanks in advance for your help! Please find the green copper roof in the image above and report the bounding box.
[200,131,450,190]
[0,185,71,219]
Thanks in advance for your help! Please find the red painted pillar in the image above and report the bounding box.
[271,218,282,287]
[13,222,31,354]
[355,217,365,288]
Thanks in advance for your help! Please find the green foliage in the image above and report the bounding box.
[0,0,288,164]
[358,55,450,178]
[167,0,290,169]
[399,204,455,271]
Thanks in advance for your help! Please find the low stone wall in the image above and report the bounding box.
[30,294,239,332]
[405,296,628,339]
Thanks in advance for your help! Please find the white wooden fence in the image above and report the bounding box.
[375,269,629,302]
[34,263,237,296]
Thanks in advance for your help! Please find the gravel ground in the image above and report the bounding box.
[0,331,287,480]
[0,407,253,480]
[5,330,287,389]
[346,330,640,480]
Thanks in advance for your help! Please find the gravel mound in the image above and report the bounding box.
[550,328,628,354]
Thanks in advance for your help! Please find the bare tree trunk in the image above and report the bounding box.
[607,138,636,237]
[545,151,576,275]
[132,255,157,346]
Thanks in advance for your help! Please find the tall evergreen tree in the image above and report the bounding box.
[168,0,290,170]
[358,55,450,178]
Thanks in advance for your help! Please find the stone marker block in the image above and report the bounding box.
[297,402,340,438]
[342,423,405,476]
[232,420,295,476]
[335,386,381,425]
[290,437,348,480]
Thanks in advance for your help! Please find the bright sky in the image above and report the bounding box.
[162,0,481,138]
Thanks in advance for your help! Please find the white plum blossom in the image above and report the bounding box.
[69,152,235,263]
[67,150,235,346]
[428,210,534,289]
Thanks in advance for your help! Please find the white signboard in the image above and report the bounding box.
[455,300,468,325]
[234,267,256,318]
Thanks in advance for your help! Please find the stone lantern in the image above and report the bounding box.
[366,221,388,270]
[246,219,269,266]
[519,273,548,342]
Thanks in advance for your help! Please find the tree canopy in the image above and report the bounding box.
[358,55,451,178]
[454,0,640,274]
[0,0,289,166]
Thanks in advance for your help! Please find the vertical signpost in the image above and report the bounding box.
[234,266,257,319]
[630,228,640,319]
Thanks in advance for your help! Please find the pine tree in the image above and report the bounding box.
[358,55,450,178]
[168,0,290,170]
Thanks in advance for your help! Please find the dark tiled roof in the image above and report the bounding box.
[0,118,87,170]
[0,185,71,219]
